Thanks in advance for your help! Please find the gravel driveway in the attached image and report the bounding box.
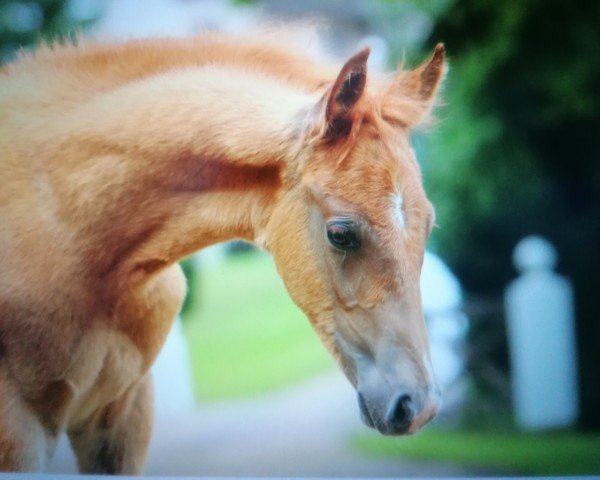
[48,372,491,477]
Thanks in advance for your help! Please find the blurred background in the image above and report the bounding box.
[1,0,599,476]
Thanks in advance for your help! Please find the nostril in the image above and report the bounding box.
[388,394,415,431]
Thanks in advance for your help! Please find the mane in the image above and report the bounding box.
[6,29,338,96]
[7,27,427,109]
[3,28,434,173]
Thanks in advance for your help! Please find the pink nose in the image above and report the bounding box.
[407,399,440,434]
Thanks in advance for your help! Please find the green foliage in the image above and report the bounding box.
[182,252,334,401]
[376,0,600,427]
[353,428,600,475]
[424,0,600,287]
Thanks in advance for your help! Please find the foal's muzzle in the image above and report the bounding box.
[357,388,440,435]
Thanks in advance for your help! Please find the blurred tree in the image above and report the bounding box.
[0,0,101,64]
[416,0,600,429]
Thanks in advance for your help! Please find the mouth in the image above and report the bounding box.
[407,404,438,434]
[357,392,376,429]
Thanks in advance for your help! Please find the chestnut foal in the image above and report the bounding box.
[0,33,445,473]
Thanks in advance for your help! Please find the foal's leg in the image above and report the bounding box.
[68,374,153,474]
[0,369,49,471]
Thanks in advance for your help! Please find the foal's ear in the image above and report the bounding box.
[387,43,447,127]
[322,48,370,139]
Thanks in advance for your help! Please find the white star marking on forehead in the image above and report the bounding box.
[392,193,405,228]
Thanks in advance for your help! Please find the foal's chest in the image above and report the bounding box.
[60,324,146,429]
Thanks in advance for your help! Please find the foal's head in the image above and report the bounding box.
[265,45,446,435]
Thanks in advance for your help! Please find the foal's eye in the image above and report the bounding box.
[325,218,361,251]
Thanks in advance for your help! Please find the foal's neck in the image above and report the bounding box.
[71,67,314,284]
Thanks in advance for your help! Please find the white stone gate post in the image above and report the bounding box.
[505,236,579,430]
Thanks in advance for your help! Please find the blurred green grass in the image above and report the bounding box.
[182,251,334,401]
[352,428,600,475]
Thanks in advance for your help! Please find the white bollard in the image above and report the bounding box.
[505,236,579,430]
[421,251,468,392]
